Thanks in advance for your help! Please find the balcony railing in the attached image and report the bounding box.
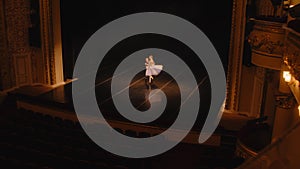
[237,121,300,169]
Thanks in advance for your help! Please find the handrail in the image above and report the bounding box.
[236,139,258,159]
[237,121,300,168]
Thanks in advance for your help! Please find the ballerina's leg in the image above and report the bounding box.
[149,75,153,83]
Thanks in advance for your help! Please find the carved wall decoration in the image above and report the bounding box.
[282,27,300,106]
[275,94,295,109]
[5,0,30,56]
[0,0,10,90]
[255,0,287,19]
[248,19,285,70]
[3,0,46,87]
[283,27,300,82]
[0,0,57,89]
[0,0,16,90]
[249,34,284,54]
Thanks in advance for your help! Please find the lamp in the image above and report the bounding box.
[298,105,300,116]
[283,71,292,82]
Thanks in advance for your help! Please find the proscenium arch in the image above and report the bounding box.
[46,0,245,154]
[72,12,226,157]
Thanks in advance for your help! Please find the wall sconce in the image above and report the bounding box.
[283,71,292,82]
[298,105,300,116]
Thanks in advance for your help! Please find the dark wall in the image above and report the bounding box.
[28,0,41,48]
[60,0,232,79]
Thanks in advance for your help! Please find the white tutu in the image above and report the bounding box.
[146,65,163,76]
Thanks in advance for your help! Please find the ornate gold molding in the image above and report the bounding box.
[226,0,248,111]
[39,0,63,85]
[39,0,54,85]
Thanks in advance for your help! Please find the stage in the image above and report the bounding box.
[12,69,249,146]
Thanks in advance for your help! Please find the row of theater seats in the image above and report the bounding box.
[0,108,148,169]
[0,106,239,169]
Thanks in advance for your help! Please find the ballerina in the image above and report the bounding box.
[145,55,163,83]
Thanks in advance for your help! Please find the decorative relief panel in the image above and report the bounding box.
[283,27,300,81]
[5,0,30,55]
[0,0,7,90]
[0,0,46,89]
[249,33,284,54]
[255,0,287,19]
[248,19,285,70]
[15,55,29,84]
[0,0,70,89]
[275,94,295,109]
[4,0,31,86]
[0,0,16,90]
